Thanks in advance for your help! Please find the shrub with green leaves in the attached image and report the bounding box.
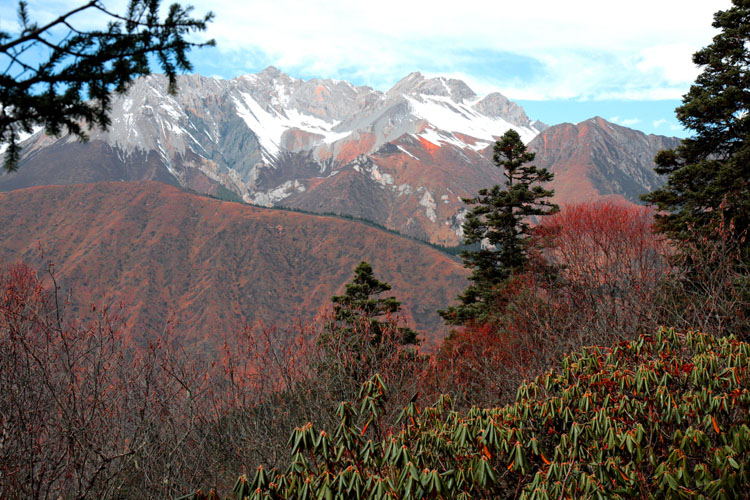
[188,328,750,499]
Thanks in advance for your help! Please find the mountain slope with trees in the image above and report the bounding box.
[0,181,468,344]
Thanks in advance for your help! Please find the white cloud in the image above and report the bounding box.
[610,116,641,126]
[1,0,126,33]
[619,118,641,126]
[6,0,734,102]
[636,44,702,85]
[653,118,668,128]
[0,18,16,33]
[204,0,731,100]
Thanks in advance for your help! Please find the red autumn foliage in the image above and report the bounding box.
[430,202,672,407]
[0,260,428,499]
[2,204,744,497]
[0,260,240,498]
[536,201,668,298]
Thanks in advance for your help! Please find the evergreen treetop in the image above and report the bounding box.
[641,0,750,261]
[317,262,419,392]
[330,261,418,347]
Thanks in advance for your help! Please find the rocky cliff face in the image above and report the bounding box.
[4,68,677,244]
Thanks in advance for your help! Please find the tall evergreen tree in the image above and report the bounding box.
[440,129,558,325]
[641,0,750,261]
[0,0,214,171]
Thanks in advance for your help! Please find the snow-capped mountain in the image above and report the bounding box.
[61,66,541,173]
[5,67,676,245]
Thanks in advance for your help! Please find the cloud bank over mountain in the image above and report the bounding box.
[0,0,730,136]
[186,0,727,102]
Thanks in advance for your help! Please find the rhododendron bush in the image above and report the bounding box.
[196,328,750,500]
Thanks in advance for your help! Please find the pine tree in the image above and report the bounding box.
[329,261,417,347]
[440,129,558,325]
[316,261,419,395]
[0,0,214,171]
[641,0,750,262]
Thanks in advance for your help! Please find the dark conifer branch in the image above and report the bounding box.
[0,0,214,172]
[642,0,750,266]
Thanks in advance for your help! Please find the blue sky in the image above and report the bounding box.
[1,0,733,137]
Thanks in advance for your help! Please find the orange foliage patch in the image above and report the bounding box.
[314,84,329,100]
[453,133,478,146]
[418,136,440,154]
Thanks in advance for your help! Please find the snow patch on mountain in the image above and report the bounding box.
[419,129,473,151]
[451,208,469,238]
[406,95,538,145]
[0,126,42,154]
[397,145,418,160]
[369,162,394,186]
[233,92,351,160]
[419,189,437,222]
[398,184,413,196]
[250,179,307,206]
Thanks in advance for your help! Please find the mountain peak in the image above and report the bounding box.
[388,72,476,103]
[387,72,425,94]
[259,65,284,77]
[527,118,680,204]
[472,92,530,127]
[578,117,633,134]
[583,116,608,125]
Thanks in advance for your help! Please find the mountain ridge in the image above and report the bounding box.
[4,69,680,244]
[527,116,679,205]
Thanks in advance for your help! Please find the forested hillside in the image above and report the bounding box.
[0,181,467,343]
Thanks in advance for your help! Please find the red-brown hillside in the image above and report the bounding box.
[0,181,467,347]
[527,117,681,206]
